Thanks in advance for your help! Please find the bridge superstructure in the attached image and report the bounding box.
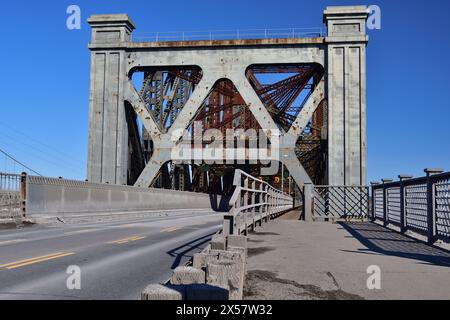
[86,6,369,193]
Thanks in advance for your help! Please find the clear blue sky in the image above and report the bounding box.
[0,0,449,183]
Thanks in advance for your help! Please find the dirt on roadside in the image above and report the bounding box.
[244,270,364,300]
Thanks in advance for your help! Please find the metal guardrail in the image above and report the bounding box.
[0,173,21,192]
[313,186,370,219]
[223,170,293,235]
[0,173,25,223]
[371,169,450,244]
[131,27,326,42]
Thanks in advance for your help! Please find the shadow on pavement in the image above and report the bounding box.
[339,222,450,267]
[166,231,217,269]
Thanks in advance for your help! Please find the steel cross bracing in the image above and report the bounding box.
[125,63,326,191]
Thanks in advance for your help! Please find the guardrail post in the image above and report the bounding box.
[250,180,256,231]
[370,182,379,221]
[265,185,270,222]
[303,182,313,222]
[381,179,392,226]
[425,168,444,244]
[20,172,27,220]
[398,175,413,233]
[259,182,264,226]
[223,214,234,236]
[243,177,249,235]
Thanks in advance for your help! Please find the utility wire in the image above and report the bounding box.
[0,121,84,167]
[0,136,84,175]
[0,147,43,176]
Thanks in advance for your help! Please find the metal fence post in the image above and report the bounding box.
[370,182,379,221]
[425,168,443,244]
[381,179,392,226]
[369,182,379,221]
[20,172,27,220]
[398,174,413,233]
[303,182,313,222]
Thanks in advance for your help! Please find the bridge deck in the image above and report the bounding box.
[244,214,450,300]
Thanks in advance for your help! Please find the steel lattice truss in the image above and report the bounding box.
[126,64,327,193]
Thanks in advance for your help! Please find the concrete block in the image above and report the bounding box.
[227,246,246,257]
[206,259,243,300]
[211,249,244,262]
[171,267,205,285]
[221,247,247,280]
[193,252,219,269]
[193,253,207,269]
[141,284,185,300]
[211,234,226,250]
[227,235,247,250]
[185,284,229,301]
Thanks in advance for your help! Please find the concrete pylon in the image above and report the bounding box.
[87,14,136,185]
[324,6,369,186]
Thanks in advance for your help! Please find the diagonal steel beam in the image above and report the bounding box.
[232,73,281,132]
[125,79,162,137]
[128,75,215,187]
[168,75,216,140]
[233,73,313,187]
[288,80,325,137]
[134,149,169,188]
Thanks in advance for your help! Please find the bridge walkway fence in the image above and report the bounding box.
[302,182,370,222]
[371,169,450,245]
[0,173,26,223]
[223,170,293,236]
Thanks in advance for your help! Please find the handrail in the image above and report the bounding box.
[223,170,293,235]
[131,27,326,43]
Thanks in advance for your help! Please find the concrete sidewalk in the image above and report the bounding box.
[244,212,450,300]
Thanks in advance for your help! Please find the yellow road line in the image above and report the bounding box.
[119,224,140,228]
[64,228,99,235]
[193,222,207,226]
[108,235,146,244]
[0,239,26,246]
[161,226,181,233]
[0,252,75,270]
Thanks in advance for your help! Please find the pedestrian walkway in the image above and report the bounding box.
[243,211,450,300]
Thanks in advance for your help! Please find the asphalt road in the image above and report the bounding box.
[0,211,224,300]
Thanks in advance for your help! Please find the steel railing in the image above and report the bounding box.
[131,27,326,43]
[223,170,293,235]
[371,169,450,244]
[0,172,26,223]
[313,185,370,219]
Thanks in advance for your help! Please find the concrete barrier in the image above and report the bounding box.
[142,235,248,301]
[210,234,227,250]
[171,267,205,285]
[206,259,242,300]
[141,284,184,300]
[25,176,222,218]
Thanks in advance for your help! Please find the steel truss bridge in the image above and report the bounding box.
[86,6,368,197]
